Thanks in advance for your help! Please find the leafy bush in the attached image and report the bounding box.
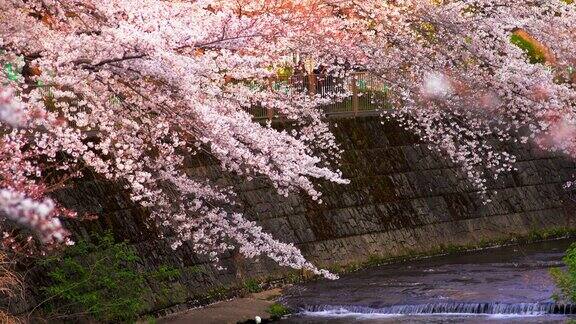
[550,243,576,303]
[266,303,291,318]
[40,232,149,322]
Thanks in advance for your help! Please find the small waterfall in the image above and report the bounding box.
[301,302,576,316]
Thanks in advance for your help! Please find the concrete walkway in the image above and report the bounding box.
[158,289,283,324]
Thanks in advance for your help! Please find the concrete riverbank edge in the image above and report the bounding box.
[150,226,576,323]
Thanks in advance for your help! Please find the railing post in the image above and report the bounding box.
[267,107,274,120]
[267,79,274,121]
[352,74,359,116]
[307,73,317,96]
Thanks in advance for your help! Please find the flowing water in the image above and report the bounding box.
[279,239,576,323]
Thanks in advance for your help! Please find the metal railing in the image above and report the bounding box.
[246,72,389,120]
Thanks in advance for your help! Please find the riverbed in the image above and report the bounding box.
[280,239,576,323]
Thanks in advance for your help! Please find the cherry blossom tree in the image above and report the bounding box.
[0,0,374,278]
[0,0,574,279]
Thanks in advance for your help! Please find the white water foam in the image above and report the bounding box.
[300,302,576,317]
[302,308,555,321]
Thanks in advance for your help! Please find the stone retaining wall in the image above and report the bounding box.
[18,116,576,314]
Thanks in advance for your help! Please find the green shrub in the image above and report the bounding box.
[266,303,291,318]
[40,232,149,322]
[550,243,576,303]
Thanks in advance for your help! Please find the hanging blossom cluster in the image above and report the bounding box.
[0,0,575,278]
[0,88,27,127]
[0,88,69,244]
[0,188,63,243]
[353,0,576,197]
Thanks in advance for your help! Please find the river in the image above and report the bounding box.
[279,239,576,323]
